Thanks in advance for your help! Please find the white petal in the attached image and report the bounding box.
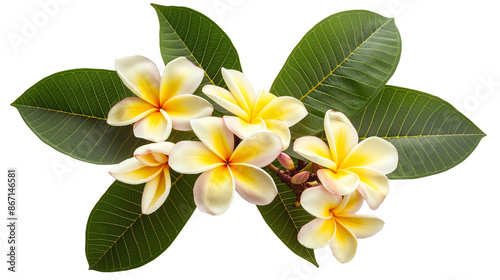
[347,167,390,210]
[324,110,359,164]
[202,85,250,120]
[168,141,225,174]
[252,89,277,117]
[163,95,214,131]
[334,191,364,215]
[230,163,277,205]
[109,158,163,184]
[341,137,398,174]
[134,142,175,157]
[300,186,342,219]
[221,68,256,113]
[329,221,358,263]
[115,55,161,105]
[134,142,174,166]
[107,97,157,126]
[335,214,384,239]
[193,165,235,215]
[317,169,359,196]
[257,96,308,126]
[142,167,171,215]
[293,136,337,169]
[133,109,172,142]
[223,116,266,140]
[229,131,282,167]
[298,218,336,249]
[264,120,291,151]
[190,117,234,160]
[160,57,204,104]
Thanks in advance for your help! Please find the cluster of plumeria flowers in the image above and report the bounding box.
[106,55,398,263]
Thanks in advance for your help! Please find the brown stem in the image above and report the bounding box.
[267,163,313,206]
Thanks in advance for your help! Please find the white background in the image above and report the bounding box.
[1,0,499,279]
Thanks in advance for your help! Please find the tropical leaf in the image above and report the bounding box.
[348,85,486,179]
[12,69,142,164]
[258,170,318,266]
[86,172,197,272]
[271,10,401,138]
[12,69,194,164]
[153,4,242,91]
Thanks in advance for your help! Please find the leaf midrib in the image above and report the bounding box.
[299,17,395,101]
[12,103,106,120]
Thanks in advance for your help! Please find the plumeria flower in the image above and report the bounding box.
[107,55,213,142]
[294,110,398,209]
[109,142,174,215]
[202,68,307,150]
[298,186,384,263]
[169,117,281,215]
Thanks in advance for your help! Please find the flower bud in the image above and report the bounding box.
[291,171,309,184]
[277,152,295,170]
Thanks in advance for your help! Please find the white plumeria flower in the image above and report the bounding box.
[294,110,398,210]
[298,186,384,263]
[202,68,307,150]
[109,142,174,215]
[169,117,281,215]
[107,55,213,142]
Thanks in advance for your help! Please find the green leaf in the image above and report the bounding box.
[12,69,145,164]
[348,85,486,179]
[271,10,401,138]
[86,172,197,272]
[153,4,242,90]
[258,171,318,267]
[12,69,194,164]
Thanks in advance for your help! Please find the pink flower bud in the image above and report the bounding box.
[291,171,309,184]
[277,153,295,170]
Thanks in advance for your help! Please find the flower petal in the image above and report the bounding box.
[300,186,342,219]
[335,214,384,239]
[298,217,336,249]
[230,163,277,205]
[107,97,157,126]
[134,142,175,156]
[160,57,204,104]
[293,136,336,169]
[221,68,256,113]
[252,89,277,117]
[317,169,359,196]
[324,110,359,164]
[334,191,364,214]
[230,131,282,167]
[341,137,398,174]
[202,85,250,120]
[223,116,266,140]
[163,95,214,131]
[169,141,225,174]
[133,109,172,142]
[347,167,389,210]
[193,165,235,215]
[190,117,234,160]
[134,142,174,166]
[257,96,308,126]
[115,55,161,105]
[142,167,171,215]
[264,120,291,151]
[109,158,163,184]
[329,221,358,263]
